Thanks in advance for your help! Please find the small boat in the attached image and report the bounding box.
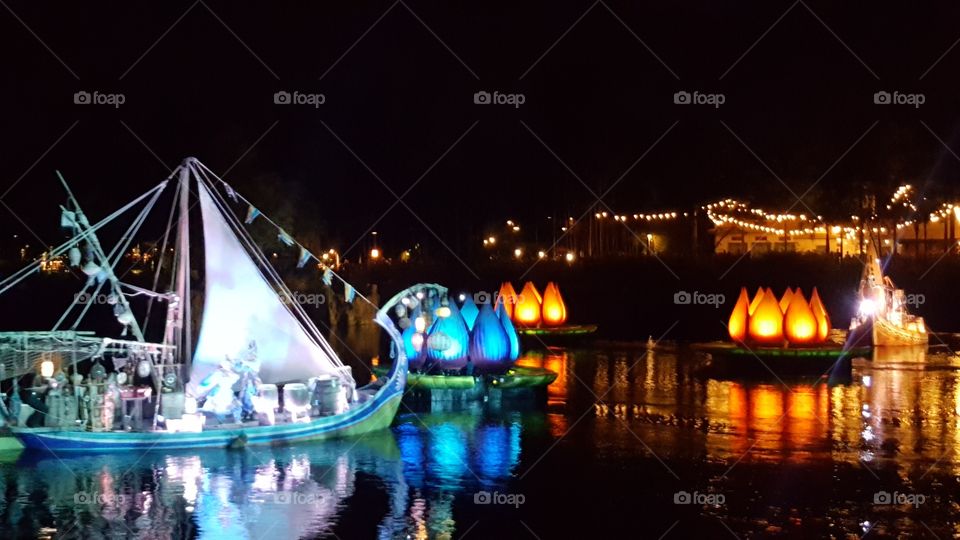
[4,158,408,452]
[849,240,928,347]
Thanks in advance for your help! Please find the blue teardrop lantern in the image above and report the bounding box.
[425,299,469,368]
[460,295,480,331]
[468,302,511,372]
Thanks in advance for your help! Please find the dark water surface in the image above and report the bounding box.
[2,344,959,539]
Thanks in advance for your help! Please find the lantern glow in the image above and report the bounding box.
[748,286,764,316]
[514,282,542,326]
[783,288,818,343]
[540,282,567,326]
[779,287,794,314]
[809,287,831,342]
[747,288,784,344]
[728,287,750,342]
[460,295,480,331]
[469,302,511,371]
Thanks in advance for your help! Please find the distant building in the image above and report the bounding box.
[707,199,959,257]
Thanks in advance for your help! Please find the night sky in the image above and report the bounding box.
[3,1,960,257]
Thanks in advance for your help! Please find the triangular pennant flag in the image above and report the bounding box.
[297,246,312,268]
[344,283,356,304]
[244,205,260,224]
[60,209,77,229]
[322,268,333,286]
[277,229,295,247]
[224,183,239,203]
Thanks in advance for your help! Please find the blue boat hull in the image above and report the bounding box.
[14,386,402,453]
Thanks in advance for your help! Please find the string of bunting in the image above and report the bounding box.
[218,179,370,306]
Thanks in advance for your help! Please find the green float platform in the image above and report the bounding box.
[372,365,557,408]
[692,341,871,378]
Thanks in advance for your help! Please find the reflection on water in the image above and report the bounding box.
[3,344,960,537]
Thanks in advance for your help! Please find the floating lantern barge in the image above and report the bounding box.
[502,281,598,341]
[696,286,869,377]
[373,283,558,404]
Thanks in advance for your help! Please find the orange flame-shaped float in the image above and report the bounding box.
[748,288,784,344]
[809,287,831,342]
[514,281,542,326]
[783,288,818,344]
[779,287,794,313]
[498,282,519,319]
[541,282,568,326]
[748,286,764,316]
[728,287,750,342]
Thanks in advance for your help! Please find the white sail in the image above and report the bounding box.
[189,181,345,392]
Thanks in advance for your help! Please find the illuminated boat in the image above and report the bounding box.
[849,240,928,347]
[4,158,407,452]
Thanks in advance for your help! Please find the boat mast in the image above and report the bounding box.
[176,160,193,372]
[56,171,145,342]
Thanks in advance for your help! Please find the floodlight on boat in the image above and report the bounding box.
[40,360,54,378]
[859,298,876,316]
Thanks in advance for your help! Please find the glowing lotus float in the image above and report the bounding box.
[376,283,558,394]
[729,286,831,346]
[499,281,597,339]
[696,285,867,376]
[395,286,522,375]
